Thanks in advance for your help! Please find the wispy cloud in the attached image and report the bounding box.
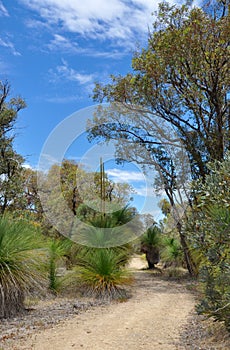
[134,185,147,197]
[0,1,9,17]
[45,95,82,104]
[47,34,79,53]
[107,168,145,183]
[38,153,61,171]
[47,33,126,59]
[0,58,9,73]
[0,37,21,56]
[49,59,95,85]
[133,185,159,198]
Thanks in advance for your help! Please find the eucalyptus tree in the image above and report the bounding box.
[0,81,26,214]
[92,1,229,178]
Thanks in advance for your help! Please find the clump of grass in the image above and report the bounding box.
[163,267,188,279]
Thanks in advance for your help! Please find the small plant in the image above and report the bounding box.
[0,215,46,318]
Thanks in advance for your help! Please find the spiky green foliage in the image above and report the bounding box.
[0,216,46,318]
[48,238,72,293]
[161,237,184,267]
[77,248,133,300]
[72,204,140,249]
[141,225,161,247]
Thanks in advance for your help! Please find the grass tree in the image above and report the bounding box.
[48,238,72,293]
[69,204,136,299]
[161,236,184,268]
[140,225,161,269]
[77,248,133,300]
[0,216,46,318]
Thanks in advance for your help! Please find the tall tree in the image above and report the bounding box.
[88,1,229,274]
[0,81,26,214]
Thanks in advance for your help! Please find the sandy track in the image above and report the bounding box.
[16,260,195,350]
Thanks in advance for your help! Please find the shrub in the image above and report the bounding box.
[195,206,230,330]
[186,155,230,331]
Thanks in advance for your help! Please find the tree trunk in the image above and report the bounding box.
[176,222,197,276]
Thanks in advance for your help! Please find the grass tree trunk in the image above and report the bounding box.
[0,287,25,318]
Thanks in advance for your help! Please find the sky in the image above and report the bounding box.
[0,0,191,219]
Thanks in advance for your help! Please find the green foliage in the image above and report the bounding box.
[91,1,229,181]
[158,198,171,217]
[186,155,230,330]
[141,225,161,247]
[37,159,136,240]
[48,238,72,293]
[0,215,46,318]
[161,236,184,267]
[76,248,133,300]
[66,205,135,298]
[72,204,140,248]
[194,205,230,330]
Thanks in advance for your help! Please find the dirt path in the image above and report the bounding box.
[15,258,195,350]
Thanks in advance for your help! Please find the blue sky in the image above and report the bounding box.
[0,0,190,218]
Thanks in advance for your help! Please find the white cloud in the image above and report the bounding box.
[47,33,126,58]
[107,168,145,183]
[19,0,181,45]
[22,163,32,169]
[50,59,95,85]
[0,37,21,56]
[0,1,9,16]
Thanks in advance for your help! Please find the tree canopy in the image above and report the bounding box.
[91,0,229,181]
